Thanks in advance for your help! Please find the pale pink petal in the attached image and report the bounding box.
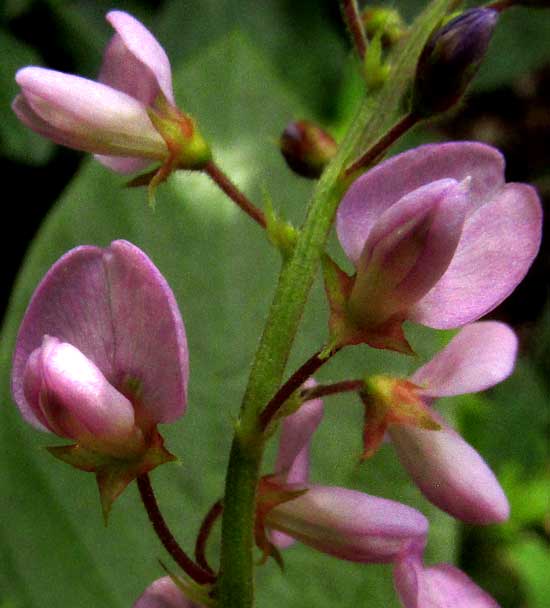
[266,484,428,563]
[349,178,468,324]
[103,11,174,104]
[271,380,323,548]
[395,554,500,608]
[274,379,324,480]
[36,338,136,441]
[337,142,505,263]
[12,241,188,429]
[411,183,542,328]
[93,154,152,174]
[134,577,203,608]
[103,240,188,423]
[389,413,509,524]
[411,322,517,397]
[15,67,165,159]
[13,245,113,428]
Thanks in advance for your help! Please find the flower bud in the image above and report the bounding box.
[412,9,499,116]
[280,120,337,179]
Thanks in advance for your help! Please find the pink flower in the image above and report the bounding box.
[11,240,188,514]
[260,384,428,563]
[12,11,210,176]
[394,553,500,607]
[134,577,203,608]
[336,142,542,333]
[387,322,515,524]
[264,483,428,563]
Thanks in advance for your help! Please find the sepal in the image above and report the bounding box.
[255,476,308,566]
[48,427,176,523]
[322,254,413,354]
[360,376,441,459]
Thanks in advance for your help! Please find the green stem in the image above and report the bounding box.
[217,2,454,604]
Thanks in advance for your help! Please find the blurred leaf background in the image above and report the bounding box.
[1,1,549,607]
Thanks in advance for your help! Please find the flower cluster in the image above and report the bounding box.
[9,8,544,608]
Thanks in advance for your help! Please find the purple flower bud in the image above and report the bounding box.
[280,120,337,179]
[12,240,188,454]
[394,553,500,607]
[413,9,499,116]
[134,577,203,608]
[265,484,428,563]
[337,142,542,331]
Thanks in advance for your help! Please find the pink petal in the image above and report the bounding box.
[93,154,152,174]
[15,67,165,159]
[103,240,188,423]
[36,338,137,442]
[349,178,468,325]
[389,413,509,524]
[265,484,428,563]
[271,380,323,548]
[411,322,517,397]
[395,554,500,608]
[102,11,174,105]
[274,379,324,481]
[411,183,542,328]
[337,142,505,264]
[134,577,203,608]
[12,241,188,429]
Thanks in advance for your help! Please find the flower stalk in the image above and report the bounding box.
[137,474,216,585]
[203,161,266,228]
[217,2,457,605]
[341,0,369,59]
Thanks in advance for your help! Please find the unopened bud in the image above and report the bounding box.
[412,8,499,116]
[280,120,337,179]
[362,7,407,47]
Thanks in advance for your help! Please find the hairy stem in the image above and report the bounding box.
[137,474,215,585]
[216,2,454,605]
